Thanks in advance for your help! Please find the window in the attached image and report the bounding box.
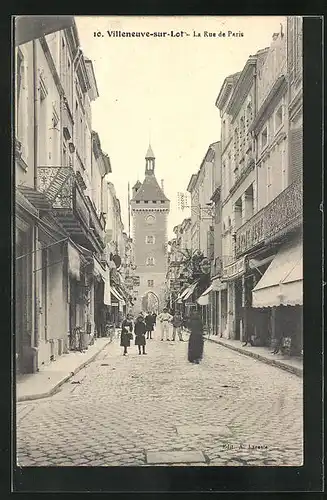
[147,280,154,287]
[63,144,67,166]
[145,215,156,224]
[146,257,155,266]
[275,105,283,131]
[16,49,23,138]
[146,235,155,244]
[261,127,268,150]
[144,200,149,204]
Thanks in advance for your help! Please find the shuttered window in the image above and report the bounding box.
[288,18,295,79]
[289,128,303,184]
[207,229,215,260]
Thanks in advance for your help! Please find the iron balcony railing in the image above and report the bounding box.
[235,177,303,258]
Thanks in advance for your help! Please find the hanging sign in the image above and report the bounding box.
[68,243,80,281]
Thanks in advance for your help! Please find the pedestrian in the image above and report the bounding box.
[187,310,204,364]
[157,308,173,341]
[172,311,184,341]
[152,311,157,327]
[145,311,154,339]
[120,314,133,355]
[134,314,147,355]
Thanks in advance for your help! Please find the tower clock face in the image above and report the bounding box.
[145,215,156,225]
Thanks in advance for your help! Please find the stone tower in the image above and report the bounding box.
[130,145,170,314]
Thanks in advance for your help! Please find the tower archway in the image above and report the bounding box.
[141,291,159,315]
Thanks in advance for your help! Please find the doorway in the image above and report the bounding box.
[234,278,243,340]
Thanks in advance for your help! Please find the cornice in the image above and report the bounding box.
[249,75,287,134]
[289,91,303,121]
[226,58,256,117]
[39,37,64,98]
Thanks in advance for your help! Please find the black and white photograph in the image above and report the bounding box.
[14,15,304,470]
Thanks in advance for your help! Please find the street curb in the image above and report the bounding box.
[17,339,113,402]
[205,337,303,378]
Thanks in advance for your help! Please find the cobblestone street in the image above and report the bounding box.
[17,326,303,467]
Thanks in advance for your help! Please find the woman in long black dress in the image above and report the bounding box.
[120,314,133,355]
[187,310,204,364]
[134,315,147,355]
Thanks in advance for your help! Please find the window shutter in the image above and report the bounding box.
[289,128,303,184]
[288,18,294,78]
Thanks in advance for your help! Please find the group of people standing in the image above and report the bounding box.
[119,308,205,364]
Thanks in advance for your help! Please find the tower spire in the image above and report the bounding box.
[145,144,155,175]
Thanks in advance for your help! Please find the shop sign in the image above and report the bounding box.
[125,277,134,287]
[222,256,246,281]
[68,243,80,281]
[133,276,140,286]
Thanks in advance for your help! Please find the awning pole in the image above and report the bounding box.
[16,237,68,260]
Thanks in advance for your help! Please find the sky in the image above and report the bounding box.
[75,16,286,239]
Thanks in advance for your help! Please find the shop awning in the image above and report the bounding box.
[177,287,190,301]
[93,257,107,281]
[104,271,111,306]
[197,284,213,306]
[211,277,227,292]
[252,238,303,308]
[111,286,125,304]
[182,281,199,301]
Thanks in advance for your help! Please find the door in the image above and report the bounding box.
[234,279,243,340]
[39,248,48,343]
[215,292,220,335]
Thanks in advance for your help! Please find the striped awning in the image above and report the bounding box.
[197,284,213,306]
[252,238,303,308]
[111,286,125,304]
[183,281,199,301]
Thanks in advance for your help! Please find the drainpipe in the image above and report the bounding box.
[32,39,39,353]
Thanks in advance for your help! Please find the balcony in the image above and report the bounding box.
[37,166,104,253]
[235,207,265,257]
[235,177,303,258]
[264,177,302,243]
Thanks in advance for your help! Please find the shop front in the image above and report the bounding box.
[221,256,247,340]
[15,209,35,374]
[209,276,227,337]
[251,234,303,355]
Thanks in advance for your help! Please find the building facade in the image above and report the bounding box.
[130,146,170,314]
[15,20,128,373]
[214,18,303,354]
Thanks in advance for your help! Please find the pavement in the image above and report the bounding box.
[16,325,303,467]
[16,337,113,402]
[205,336,303,378]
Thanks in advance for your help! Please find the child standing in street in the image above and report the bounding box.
[120,314,133,355]
[172,311,184,341]
[134,315,147,355]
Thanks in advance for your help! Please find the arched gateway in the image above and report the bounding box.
[141,291,159,314]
